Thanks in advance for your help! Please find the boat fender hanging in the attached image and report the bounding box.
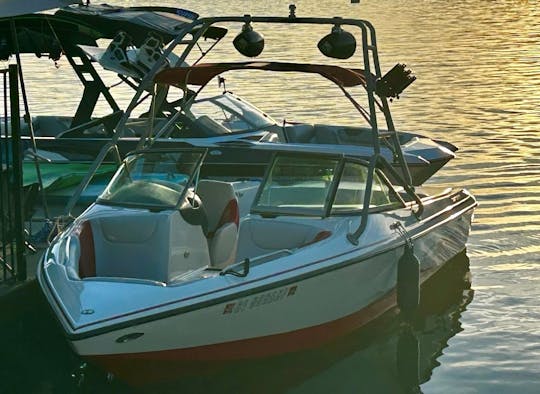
[397,241,420,316]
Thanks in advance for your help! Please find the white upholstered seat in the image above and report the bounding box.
[197,180,239,268]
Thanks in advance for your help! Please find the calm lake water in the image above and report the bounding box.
[1,0,539,393]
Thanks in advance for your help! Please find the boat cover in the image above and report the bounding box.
[55,4,199,46]
[22,162,116,192]
[55,4,226,46]
[0,5,227,59]
[154,62,369,88]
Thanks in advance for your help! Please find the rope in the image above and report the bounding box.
[391,221,413,249]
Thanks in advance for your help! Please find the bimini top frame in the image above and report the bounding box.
[112,15,397,153]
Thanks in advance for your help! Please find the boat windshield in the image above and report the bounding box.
[252,154,401,216]
[97,150,204,209]
[186,93,276,134]
[252,155,340,216]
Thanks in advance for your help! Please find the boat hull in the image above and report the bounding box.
[55,206,474,385]
[88,287,399,385]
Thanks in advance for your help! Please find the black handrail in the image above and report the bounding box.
[347,153,424,245]
[1,65,28,282]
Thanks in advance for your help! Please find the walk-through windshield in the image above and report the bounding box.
[98,150,204,209]
[191,93,275,133]
[252,153,400,217]
[166,93,277,138]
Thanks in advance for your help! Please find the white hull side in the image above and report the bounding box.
[69,210,473,358]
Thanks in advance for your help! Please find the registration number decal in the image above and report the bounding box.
[222,285,298,315]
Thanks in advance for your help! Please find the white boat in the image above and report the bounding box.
[37,8,477,386]
[37,142,476,385]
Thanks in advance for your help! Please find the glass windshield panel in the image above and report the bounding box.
[191,94,275,133]
[332,162,398,213]
[98,151,203,209]
[370,172,397,207]
[332,162,368,212]
[253,155,339,216]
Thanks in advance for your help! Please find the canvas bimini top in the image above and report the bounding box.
[154,61,369,89]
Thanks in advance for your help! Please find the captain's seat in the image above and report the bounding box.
[197,180,239,268]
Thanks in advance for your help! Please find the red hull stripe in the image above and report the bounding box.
[88,289,397,384]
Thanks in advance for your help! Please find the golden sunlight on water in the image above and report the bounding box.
[0,0,539,392]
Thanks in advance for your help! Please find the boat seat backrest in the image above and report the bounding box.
[197,180,238,233]
[197,180,239,268]
[86,209,210,283]
[283,123,315,142]
[124,118,169,137]
[91,212,172,282]
[193,115,231,136]
[335,126,373,145]
[33,116,72,137]
[237,218,325,259]
[311,124,340,144]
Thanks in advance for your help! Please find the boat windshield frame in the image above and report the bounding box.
[251,152,402,218]
[96,148,207,211]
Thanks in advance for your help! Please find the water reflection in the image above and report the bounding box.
[0,251,472,393]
